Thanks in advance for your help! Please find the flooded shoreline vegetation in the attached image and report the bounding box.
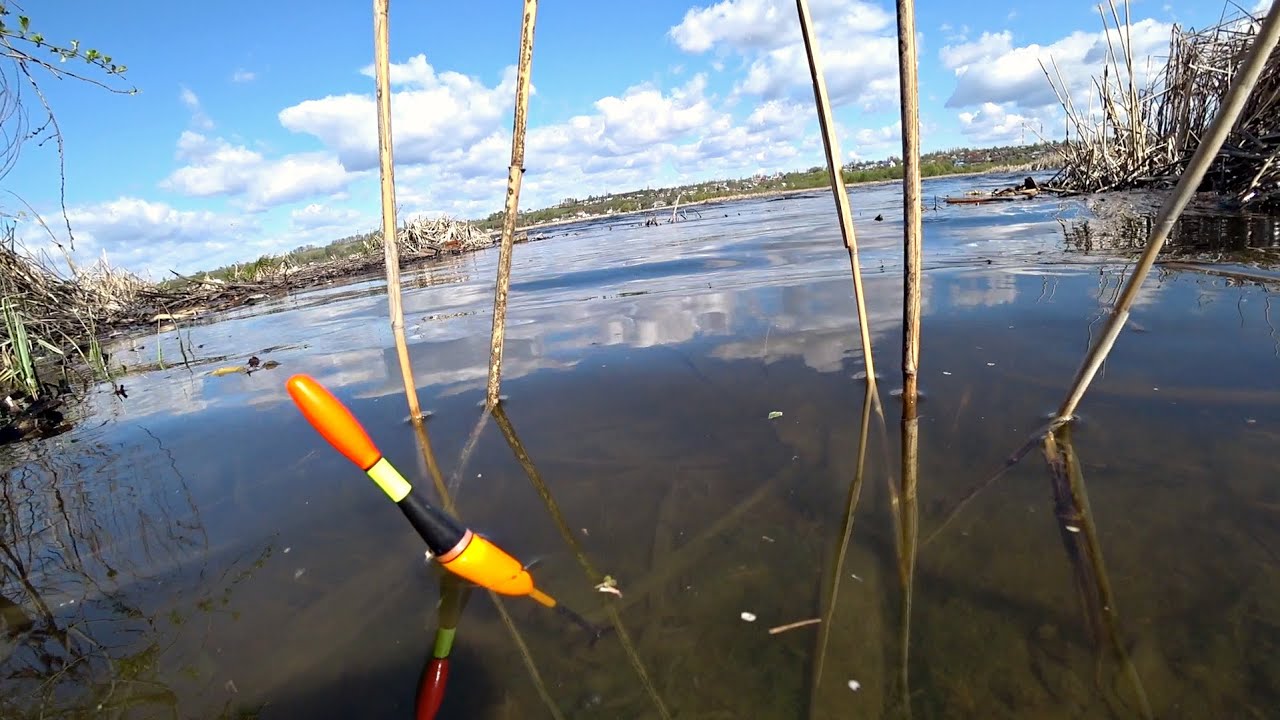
[1047,0,1280,211]
[0,216,491,408]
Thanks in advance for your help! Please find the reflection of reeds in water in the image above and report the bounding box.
[888,406,919,719]
[407,419,567,720]
[0,432,270,718]
[488,404,673,720]
[1040,425,1153,720]
[807,381,873,715]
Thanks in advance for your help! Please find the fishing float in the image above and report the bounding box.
[284,374,602,638]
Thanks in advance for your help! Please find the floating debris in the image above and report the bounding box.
[595,575,623,597]
[740,612,757,622]
[848,680,861,692]
[767,411,784,420]
[768,618,821,635]
[1065,525,1081,533]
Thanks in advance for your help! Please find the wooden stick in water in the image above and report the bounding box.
[794,0,878,393]
[895,0,924,413]
[372,0,424,423]
[486,0,539,409]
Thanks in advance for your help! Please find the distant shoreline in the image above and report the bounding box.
[508,164,1050,235]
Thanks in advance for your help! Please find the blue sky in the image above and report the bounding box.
[2,0,1255,276]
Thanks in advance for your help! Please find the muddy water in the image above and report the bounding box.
[2,172,1279,719]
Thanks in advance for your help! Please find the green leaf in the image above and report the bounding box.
[30,32,41,44]
[18,15,27,32]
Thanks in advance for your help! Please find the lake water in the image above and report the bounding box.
[2,172,1279,719]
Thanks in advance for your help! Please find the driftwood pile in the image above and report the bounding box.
[362,215,495,256]
[1046,1,1280,211]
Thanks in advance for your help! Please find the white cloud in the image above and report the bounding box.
[290,204,364,231]
[854,120,901,147]
[162,132,358,211]
[957,102,1044,144]
[670,0,901,110]
[179,85,214,131]
[1253,0,1271,14]
[278,56,519,172]
[361,72,819,218]
[940,20,1173,111]
[231,69,257,83]
[21,198,260,277]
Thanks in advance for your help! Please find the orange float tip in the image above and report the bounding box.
[439,532,536,597]
[286,374,383,471]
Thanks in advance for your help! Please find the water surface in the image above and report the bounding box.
[2,172,1279,719]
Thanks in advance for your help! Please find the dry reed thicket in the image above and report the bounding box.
[0,215,492,397]
[1047,0,1280,211]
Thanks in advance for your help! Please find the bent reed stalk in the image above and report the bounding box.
[794,0,879,396]
[372,0,425,423]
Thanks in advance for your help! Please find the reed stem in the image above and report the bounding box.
[1054,1,1280,422]
[486,0,539,409]
[372,0,424,423]
[896,0,924,412]
[794,0,878,393]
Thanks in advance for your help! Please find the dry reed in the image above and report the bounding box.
[486,0,539,409]
[372,0,425,423]
[1047,0,1280,211]
[896,0,924,412]
[794,0,879,394]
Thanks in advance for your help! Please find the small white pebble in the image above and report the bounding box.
[848,680,861,692]
[987,362,996,367]
[1065,525,1081,533]
[294,568,306,580]
[1153,387,1159,391]
[762,535,775,542]
[283,547,291,553]
[477,473,482,478]
[741,612,757,622]
[942,371,952,376]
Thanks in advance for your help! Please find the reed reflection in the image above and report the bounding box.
[0,433,271,719]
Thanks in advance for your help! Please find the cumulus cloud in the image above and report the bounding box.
[162,132,357,211]
[939,20,1173,111]
[290,204,364,231]
[669,0,900,109]
[957,102,1044,144]
[278,55,519,172]
[24,198,259,276]
[368,72,820,217]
